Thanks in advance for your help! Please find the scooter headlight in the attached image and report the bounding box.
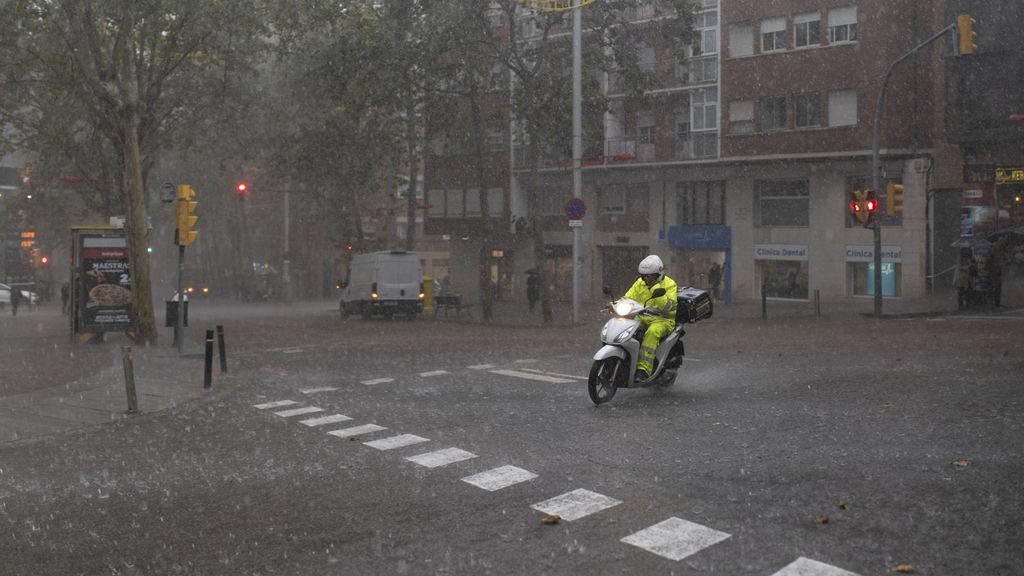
[613,301,633,316]
[613,325,637,344]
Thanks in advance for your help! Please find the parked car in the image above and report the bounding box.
[0,282,40,307]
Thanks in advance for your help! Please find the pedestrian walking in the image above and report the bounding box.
[61,282,70,315]
[708,262,722,300]
[953,253,970,310]
[526,270,540,311]
[9,285,23,316]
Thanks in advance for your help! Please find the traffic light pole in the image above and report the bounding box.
[870,23,955,316]
[175,244,185,354]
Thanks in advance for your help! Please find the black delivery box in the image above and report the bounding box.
[676,287,713,323]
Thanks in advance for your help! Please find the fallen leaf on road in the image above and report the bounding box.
[541,514,561,525]
[815,515,829,525]
[951,459,970,468]
[895,564,914,573]
[837,502,850,511]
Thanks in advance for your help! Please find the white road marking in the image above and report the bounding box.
[273,406,324,418]
[253,400,298,410]
[489,369,575,384]
[365,434,430,451]
[621,517,731,562]
[419,370,449,377]
[520,368,587,381]
[327,424,386,438]
[300,387,337,394]
[468,364,496,370]
[361,378,395,386]
[770,557,861,576]
[461,465,538,491]
[282,349,304,354]
[531,489,622,522]
[406,447,477,468]
[513,359,538,364]
[299,414,352,427]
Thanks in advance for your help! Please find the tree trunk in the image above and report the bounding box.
[404,94,419,252]
[470,94,494,321]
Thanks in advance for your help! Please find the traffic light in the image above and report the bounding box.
[39,255,49,266]
[235,181,249,199]
[849,190,866,224]
[886,182,904,215]
[864,189,879,228]
[957,13,977,55]
[175,184,199,246]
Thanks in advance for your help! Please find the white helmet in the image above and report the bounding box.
[638,254,664,279]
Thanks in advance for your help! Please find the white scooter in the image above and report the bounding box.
[588,287,686,405]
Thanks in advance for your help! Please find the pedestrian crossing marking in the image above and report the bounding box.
[299,414,352,427]
[468,364,496,370]
[361,378,394,386]
[490,369,575,384]
[253,400,298,410]
[365,434,429,451]
[419,370,449,377]
[273,406,324,418]
[621,517,731,562]
[531,489,621,522]
[406,447,477,468]
[770,557,861,576]
[520,368,587,381]
[461,466,538,491]
[300,387,337,394]
[327,424,386,438]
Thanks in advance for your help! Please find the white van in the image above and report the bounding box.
[339,251,424,318]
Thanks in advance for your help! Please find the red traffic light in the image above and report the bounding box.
[39,255,49,265]
[235,181,249,196]
[848,200,862,214]
[346,243,354,252]
[865,197,878,213]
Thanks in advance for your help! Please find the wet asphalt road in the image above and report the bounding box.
[1,303,1022,575]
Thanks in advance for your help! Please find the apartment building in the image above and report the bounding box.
[424,0,1023,306]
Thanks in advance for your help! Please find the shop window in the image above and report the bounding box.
[758,259,808,299]
[848,262,901,297]
[758,179,809,227]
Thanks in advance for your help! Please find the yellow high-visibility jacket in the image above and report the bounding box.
[623,275,678,326]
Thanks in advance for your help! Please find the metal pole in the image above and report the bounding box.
[871,24,955,317]
[175,244,185,354]
[204,329,214,389]
[282,188,291,302]
[814,289,821,318]
[217,324,228,374]
[761,283,767,320]
[571,6,582,324]
[122,346,138,414]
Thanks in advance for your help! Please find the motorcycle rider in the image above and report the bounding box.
[621,254,678,383]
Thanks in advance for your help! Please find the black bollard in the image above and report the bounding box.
[204,329,214,389]
[761,283,767,320]
[216,325,228,374]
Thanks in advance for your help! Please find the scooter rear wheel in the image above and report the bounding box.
[588,358,621,405]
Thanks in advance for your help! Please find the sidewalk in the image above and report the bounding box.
[0,308,223,445]
[436,290,1021,327]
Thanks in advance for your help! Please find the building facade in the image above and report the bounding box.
[425,0,1023,307]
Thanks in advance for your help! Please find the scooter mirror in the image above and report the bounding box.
[651,288,666,298]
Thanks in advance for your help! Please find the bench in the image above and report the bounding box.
[433,294,473,318]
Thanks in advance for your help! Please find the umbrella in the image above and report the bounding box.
[951,235,991,249]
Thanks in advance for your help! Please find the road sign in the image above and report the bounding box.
[569,219,583,228]
[160,182,176,203]
[564,197,586,220]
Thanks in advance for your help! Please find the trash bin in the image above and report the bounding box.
[165,300,189,327]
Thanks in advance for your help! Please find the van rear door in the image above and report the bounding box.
[376,254,421,301]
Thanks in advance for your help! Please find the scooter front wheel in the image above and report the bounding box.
[588,357,621,405]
